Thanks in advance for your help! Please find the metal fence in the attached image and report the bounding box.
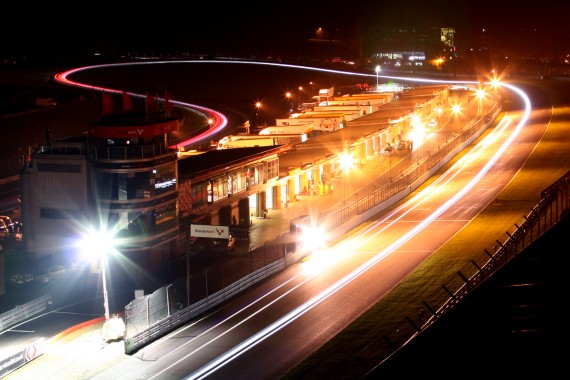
[360,169,570,372]
[0,294,51,332]
[322,105,501,231]
[124,258,286,354]
[124,284,181,338]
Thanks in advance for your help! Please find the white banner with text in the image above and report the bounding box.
[191,224,229,239]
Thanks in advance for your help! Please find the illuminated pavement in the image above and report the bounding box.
[3,147,403,379]
[3,100,476,378]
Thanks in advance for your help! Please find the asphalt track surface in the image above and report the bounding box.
[0,63,568,378]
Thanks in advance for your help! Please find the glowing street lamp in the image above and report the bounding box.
[80,228,126,342]
[490,78,501,89]
[298,86,303,110]
[80,229,116,321]
[375,65,381,89]
[414,122,426,164]
[451,104,461,115]
[435,57,444,70]
[476,89,486,100]
[476,88,486,113]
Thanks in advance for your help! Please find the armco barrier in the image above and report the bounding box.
[0,294,51,332]
[365,168,570,372]
[124,258,286,354]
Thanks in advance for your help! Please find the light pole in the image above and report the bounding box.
[185,219,190,306]
[451,104,461,135]
[255,101,261,129]
[80,229,115,321]
[435,57,443,70]
[375,65,381,90]
[298,86,303,110]
[389,153,392,182]
[476,88,485,113]
[101,252,110,320]
[339,151,354,205]
[285,92,292,114]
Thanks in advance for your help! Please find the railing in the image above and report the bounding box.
[322,104,501,231]
[91,141,177,161]
[0,294,51,332]
[124,258,286,354]
[361,168,570,372]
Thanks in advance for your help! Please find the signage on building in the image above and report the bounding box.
[191,224,229,239]
[89,120,179,138]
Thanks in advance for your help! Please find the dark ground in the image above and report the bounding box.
[365,215,568,378]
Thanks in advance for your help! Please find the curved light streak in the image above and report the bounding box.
[52,60,482,150]
[53,64,228,149]
[149,118,518,379]
[53,60,530,378]
[185,82,531,379]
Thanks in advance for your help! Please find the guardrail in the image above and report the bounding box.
[362,169,570,372]
[322,104,502,233]
[124,258,286,354]
[0,294,51,332]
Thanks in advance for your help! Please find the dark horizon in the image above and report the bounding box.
[2,1,569,62]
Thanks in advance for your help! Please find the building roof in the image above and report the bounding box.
[177,146,285,182]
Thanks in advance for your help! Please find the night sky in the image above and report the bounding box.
[2,1,569,59]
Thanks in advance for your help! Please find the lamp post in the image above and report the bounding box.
[80,228,126,342]
[185,219,191,306]
[451,104,461,134]
[375,65,381,90]
[285,92,292,114]
[101,252,110,320]
[81,229,115,321]
[339,151,354,205]
[298,86,303,110]
[255,101,261,129]
[389,153,392,182]
[476,88,485,113]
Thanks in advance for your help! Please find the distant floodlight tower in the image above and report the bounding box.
[375,65,381,89]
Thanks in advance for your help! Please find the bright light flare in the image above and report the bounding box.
[339,151,354,172]
[476,88,486,100]
[408,125,425,149]
[78,228,117,264]
[299,224,328,253]
[301,247,345,276]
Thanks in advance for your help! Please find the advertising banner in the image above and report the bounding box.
[191,224,229,239]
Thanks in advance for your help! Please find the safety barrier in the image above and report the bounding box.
[124,258,286,354]
[363,168,570,371]
[0,294,51,332]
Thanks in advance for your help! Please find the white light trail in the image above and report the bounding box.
[184,79,531,379]
[55,61,531,379]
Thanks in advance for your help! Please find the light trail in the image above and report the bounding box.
[52,60,483,150]
[53,60,530,378]
[184,81,531,380]
[53,65,228,149]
